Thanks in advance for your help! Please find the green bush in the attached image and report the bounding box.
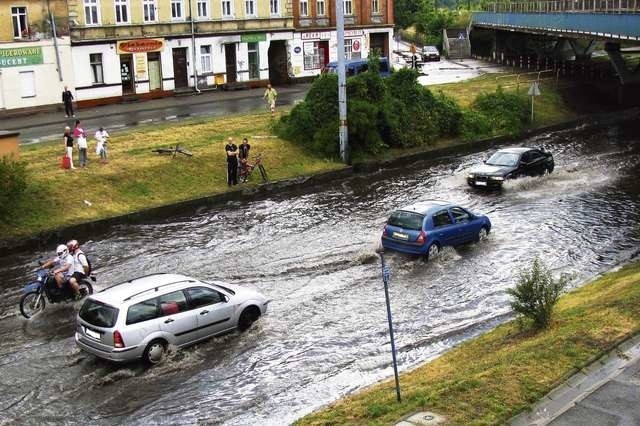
[460,109,491,141]
[471,87,529,137]
[507,258,569,329]
[0,155,27,218]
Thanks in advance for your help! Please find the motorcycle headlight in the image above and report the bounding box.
[490,176,504,181]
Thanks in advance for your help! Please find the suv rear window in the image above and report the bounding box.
[79,299,119,328]
[387,211,425,230]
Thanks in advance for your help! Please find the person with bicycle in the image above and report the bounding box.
[238,138,251,182]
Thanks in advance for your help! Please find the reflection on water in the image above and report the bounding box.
[0,121,638,425]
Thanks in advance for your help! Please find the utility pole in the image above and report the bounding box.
[336,0,349,164]
[189,0,200,93]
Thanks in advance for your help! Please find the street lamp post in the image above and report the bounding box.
[376,246,402,402]
[336,0,349,164]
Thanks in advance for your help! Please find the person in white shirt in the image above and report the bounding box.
[95,127,110,164]
[41,244,74,290]
[67,239,89,300]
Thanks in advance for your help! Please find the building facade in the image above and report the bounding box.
[0,0,73,111]
[289,0,393,78]
[67,0,294,106]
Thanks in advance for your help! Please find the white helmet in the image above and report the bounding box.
[56,244,69,258]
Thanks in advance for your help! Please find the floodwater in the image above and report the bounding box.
[0,121,638,425]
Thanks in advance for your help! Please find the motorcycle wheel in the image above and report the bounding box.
[79,281,94,297]
[20,291,46,319]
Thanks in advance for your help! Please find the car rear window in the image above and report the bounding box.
[79,299,119,328]
[387,210,425,230]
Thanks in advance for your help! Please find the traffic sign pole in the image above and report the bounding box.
[379,252,401,402]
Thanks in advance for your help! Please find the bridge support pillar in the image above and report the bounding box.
[605,42,640,106]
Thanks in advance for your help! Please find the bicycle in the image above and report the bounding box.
[239,153,268,183]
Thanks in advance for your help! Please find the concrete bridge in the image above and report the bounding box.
[470,1,640,99]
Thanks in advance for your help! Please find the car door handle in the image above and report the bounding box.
[164,318,174,324]
[200,310,209,315]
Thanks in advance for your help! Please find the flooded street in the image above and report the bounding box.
[0,121,639,425]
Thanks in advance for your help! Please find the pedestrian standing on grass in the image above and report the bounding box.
[263,84,278,117]
[62,86,75,118]
[238,137,251,182]
[73,120,88,167]
[225,137,239,186]
[63,126,75,170]
[94,127,109,164]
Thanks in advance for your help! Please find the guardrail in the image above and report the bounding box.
[483,0,640,13]
[495,69,560,89]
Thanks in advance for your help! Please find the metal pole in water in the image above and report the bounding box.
[377,248,401,402]
[336,0,349,164]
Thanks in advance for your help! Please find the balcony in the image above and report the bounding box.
[70,17,294,42]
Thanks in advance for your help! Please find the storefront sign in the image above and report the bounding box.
[134,53,147,80]
[352,39,361,52]
[301,31,331,40]
[0,46,43,68]
[294,46,302,54]
[344,30,364,37]
[117,38,165,54]
[240,33,266,43]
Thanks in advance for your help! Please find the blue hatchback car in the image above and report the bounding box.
[381,200,491,260]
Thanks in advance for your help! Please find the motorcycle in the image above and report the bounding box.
[20,268,95,319]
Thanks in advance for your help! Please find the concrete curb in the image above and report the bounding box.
[2,106,638,255]
[509,333,640,425]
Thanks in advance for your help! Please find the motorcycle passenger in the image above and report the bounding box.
[66,239,88,300]
[41,244,74,291]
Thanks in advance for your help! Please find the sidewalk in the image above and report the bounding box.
[396,334,640,426]
[0,83,310,135]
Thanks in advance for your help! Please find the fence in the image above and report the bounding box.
[483,0,640,13]
[495,69,560,90]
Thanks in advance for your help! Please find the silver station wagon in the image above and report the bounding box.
[75,273,269,364]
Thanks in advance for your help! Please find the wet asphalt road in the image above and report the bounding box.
[0,121,638,425]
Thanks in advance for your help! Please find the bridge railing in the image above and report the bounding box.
[483,0,640,13]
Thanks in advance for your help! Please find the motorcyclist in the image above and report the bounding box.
[67,239,88,300]
[41,244,74,291]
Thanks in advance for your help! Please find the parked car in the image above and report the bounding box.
[322,57,392,77]
[75,273,269,364]
[421,46,441,62]
[467,147,554,189]
[381,200,491,260]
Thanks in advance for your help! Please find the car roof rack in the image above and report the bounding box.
[122,279,197,302]
[100,272,170,293]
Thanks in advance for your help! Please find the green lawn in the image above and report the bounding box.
[297,262,640,425]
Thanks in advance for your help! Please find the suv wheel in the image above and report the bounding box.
[143,339,167,365]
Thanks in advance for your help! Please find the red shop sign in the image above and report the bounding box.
[117,39,165,54]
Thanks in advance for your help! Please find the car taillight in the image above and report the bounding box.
[113,330,124,348]
[416,231,427,245]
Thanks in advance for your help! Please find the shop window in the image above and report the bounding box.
[316,0,325,16]
[11,7,27,39]
[303,42,325,70]
[344,39,353,59]
[84,0,100,25]
[247,42,259,79]
[200,45,212,73]
[115,0,129,23]
[90,53,104,84]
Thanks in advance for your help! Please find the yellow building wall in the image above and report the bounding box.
[70,0,287,27]
[0,0,68,42]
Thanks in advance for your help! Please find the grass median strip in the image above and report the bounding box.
[296,261,640,425]
[4,113,343,238]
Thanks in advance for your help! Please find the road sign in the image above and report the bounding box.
[528,81,541,96]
